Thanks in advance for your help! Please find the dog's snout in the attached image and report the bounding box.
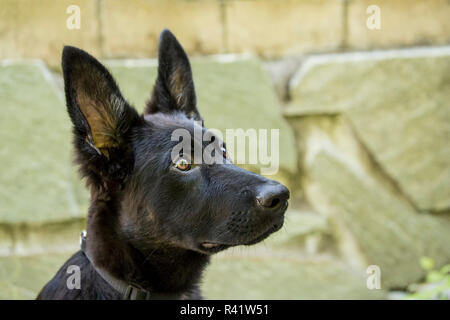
[255,183,289,211]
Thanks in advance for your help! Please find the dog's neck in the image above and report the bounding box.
[136,245,209,294]
[85,198,209,298]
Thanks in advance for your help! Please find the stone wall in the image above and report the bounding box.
[284,46,450,288]
[2,0,450,68]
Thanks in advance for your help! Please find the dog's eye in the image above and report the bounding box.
[175,158,191,171]
[221,147,227,158]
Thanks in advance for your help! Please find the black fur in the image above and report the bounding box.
[37,29,289,300]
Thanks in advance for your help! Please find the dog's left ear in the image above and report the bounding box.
[145,29,202,121]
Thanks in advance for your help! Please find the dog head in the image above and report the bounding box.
[62,29,289,256]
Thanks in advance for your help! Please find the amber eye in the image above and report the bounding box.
[175,158,191,171]
[221,147,227,158]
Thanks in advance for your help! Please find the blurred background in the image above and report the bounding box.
[0,0,449,299]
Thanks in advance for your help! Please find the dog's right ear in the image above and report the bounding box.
[62,46,140,187]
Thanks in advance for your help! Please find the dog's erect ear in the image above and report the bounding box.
[62,46,140,186]
[62,46,139,158]
[145,29,202,121]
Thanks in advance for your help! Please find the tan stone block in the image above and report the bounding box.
[225,0,343,57]
[103,0,224,58]
[347,0,450,49]
[0,0,100,68]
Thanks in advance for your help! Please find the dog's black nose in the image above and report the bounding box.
[255,183,290,211]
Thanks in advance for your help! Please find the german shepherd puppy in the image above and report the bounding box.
[37,29,289,300]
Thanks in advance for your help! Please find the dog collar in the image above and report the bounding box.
[80,231,152,300]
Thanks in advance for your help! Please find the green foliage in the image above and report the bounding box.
[420,256,435,271]
[405,258,450,300]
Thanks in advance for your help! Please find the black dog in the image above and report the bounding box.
[37,29,289,300]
